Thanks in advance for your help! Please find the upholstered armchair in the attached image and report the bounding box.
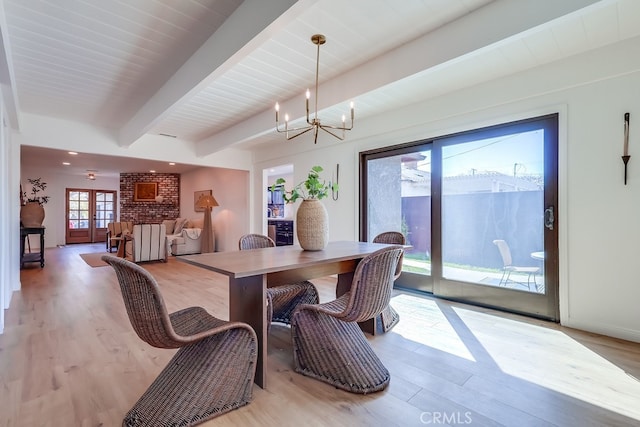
[106,221,133,252]
[125,224,167,263]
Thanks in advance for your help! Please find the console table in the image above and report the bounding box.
[20,226,45,268]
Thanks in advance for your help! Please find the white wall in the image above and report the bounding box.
[251,36,640,343]
[19,166,120,248]
[14,113,252,171]
[1,93,21,334]
[180,167,249,252]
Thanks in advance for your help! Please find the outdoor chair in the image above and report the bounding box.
[492,239,540,291]
[102,255,257,426]
[238,234,319,330]
[291,245,403,394]
[372,231,405,333]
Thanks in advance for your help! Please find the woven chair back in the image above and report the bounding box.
[239,233,275,250]
[102,255,184,349]
[372,231,405,280]
[340,246,403,323]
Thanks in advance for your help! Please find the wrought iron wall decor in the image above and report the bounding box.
[623,112,631,185]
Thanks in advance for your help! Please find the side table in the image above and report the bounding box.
[20,226,45,268]
[116,235,131,258]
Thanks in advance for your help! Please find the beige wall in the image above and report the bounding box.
[180,167,249,252]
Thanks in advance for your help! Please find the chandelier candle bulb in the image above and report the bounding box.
[273,34,354,144]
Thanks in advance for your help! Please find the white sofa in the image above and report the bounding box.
[170,228,204,255]
[163,218,206,255]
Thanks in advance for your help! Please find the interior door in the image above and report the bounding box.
[66,189,116,244]
[361,114,559,321]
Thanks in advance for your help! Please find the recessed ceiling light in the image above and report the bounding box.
[68,151,78,155]
[150,170,156,173]
[62,162,70,166]
[169,162,175,166]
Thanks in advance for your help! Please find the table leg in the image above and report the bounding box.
[39,231,45,267]
[116,239,125,258]
[335,271,355,298]
[229,275,267,388]
[336,271,375,334]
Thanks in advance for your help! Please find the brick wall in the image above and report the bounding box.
[120,173,180,224]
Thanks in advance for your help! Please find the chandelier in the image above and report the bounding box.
[275,34,354,144]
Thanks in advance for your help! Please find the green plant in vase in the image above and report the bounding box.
[272,166,337,251]
[273,166,337,202]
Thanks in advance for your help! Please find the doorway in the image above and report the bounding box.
[361,114,559,321]
[66,189,116,244]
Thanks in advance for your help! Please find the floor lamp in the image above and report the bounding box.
[195,194,219,253]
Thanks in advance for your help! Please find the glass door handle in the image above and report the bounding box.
[544,206,555,230]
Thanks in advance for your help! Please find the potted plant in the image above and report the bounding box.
[22,177,50,205]
[21,177,50,227]
[273,166,337,250]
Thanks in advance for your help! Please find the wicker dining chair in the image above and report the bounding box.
[372,231,406,333]
[102,255,257,427]
[291,245,403,394]
[238,234,319,329]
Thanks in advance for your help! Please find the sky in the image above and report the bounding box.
[416,129,545,177]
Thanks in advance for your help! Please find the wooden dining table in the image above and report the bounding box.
[177,240,393,389]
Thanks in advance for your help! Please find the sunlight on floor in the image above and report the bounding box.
[391,294,475,361]
[389,292,640,422]
[451,306,640,421]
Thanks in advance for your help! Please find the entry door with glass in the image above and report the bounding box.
[66,189,116,244]
[362,114,559,321]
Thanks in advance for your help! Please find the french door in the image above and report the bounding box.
[65,189,116,244]
[361,114,559,321]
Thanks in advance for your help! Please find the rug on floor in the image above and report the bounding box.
[79,252,112,267]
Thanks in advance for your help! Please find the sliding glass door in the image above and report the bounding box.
[361,114,559,321]
[363,146,434,293]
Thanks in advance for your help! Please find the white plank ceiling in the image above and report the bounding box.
[4,0,640,174]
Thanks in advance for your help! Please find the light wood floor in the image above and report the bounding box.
[3,243,640,426]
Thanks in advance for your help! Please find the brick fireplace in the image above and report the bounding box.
[120,172,180,224]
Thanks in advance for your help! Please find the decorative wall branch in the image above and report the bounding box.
[331,163,339,200]
[623,112,631,185]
